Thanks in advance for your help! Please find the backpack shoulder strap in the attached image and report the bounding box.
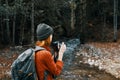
[32,46,45,80]
[34,46,45,52]
[31,49,37,80]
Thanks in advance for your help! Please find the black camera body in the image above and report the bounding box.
[51,41,60,52]
[51,41,61,62]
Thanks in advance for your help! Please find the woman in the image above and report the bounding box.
[35,23,66,80]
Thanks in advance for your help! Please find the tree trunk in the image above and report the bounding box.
[113,0,118,42]
[0,0,3,42]
[80,0,87,44]
[12,0,17,45]
[12,13,16,45]
[5,0,10,44]
[19,16,26,45]
[0,14,2,40]
[102,13,106,41]
[70,0,76,30]
[31,0,34,45]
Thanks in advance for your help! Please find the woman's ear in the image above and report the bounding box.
[45,35,53,46]
[50,35,53,42]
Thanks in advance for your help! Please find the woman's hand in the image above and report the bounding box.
[58,42,66,61]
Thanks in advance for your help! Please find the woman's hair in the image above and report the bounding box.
[36,35,51,47]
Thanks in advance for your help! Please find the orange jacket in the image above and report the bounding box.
[35,46,63,80]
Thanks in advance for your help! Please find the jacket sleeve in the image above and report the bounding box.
[43,50,63,76]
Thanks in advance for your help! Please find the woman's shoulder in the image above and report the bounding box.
[37,49,52,57]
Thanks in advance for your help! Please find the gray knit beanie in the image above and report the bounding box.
[36,23,53,40]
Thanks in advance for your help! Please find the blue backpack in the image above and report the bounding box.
[11,46,45,80]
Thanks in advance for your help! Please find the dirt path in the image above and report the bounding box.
[56,42,120,80]
[1,42,120,80]
[56,64,118,80]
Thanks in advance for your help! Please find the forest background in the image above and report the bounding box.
[0,0,120,47]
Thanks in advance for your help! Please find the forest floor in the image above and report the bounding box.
[57,42,120,80]
[0,41,120,80]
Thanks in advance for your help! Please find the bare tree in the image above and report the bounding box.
[113,0,118,42]
[18,0,27,45]
[31,0,34,45]
[0,0,3,42]
[12,13,16,45]
[79,0,87,43]
[101,1,107,41]
[12,0,17,45]
[5,0,10,44]
[70,0,76,30]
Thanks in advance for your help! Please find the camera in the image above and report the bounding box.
[51,41,61,62]
[51,41,61,52]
